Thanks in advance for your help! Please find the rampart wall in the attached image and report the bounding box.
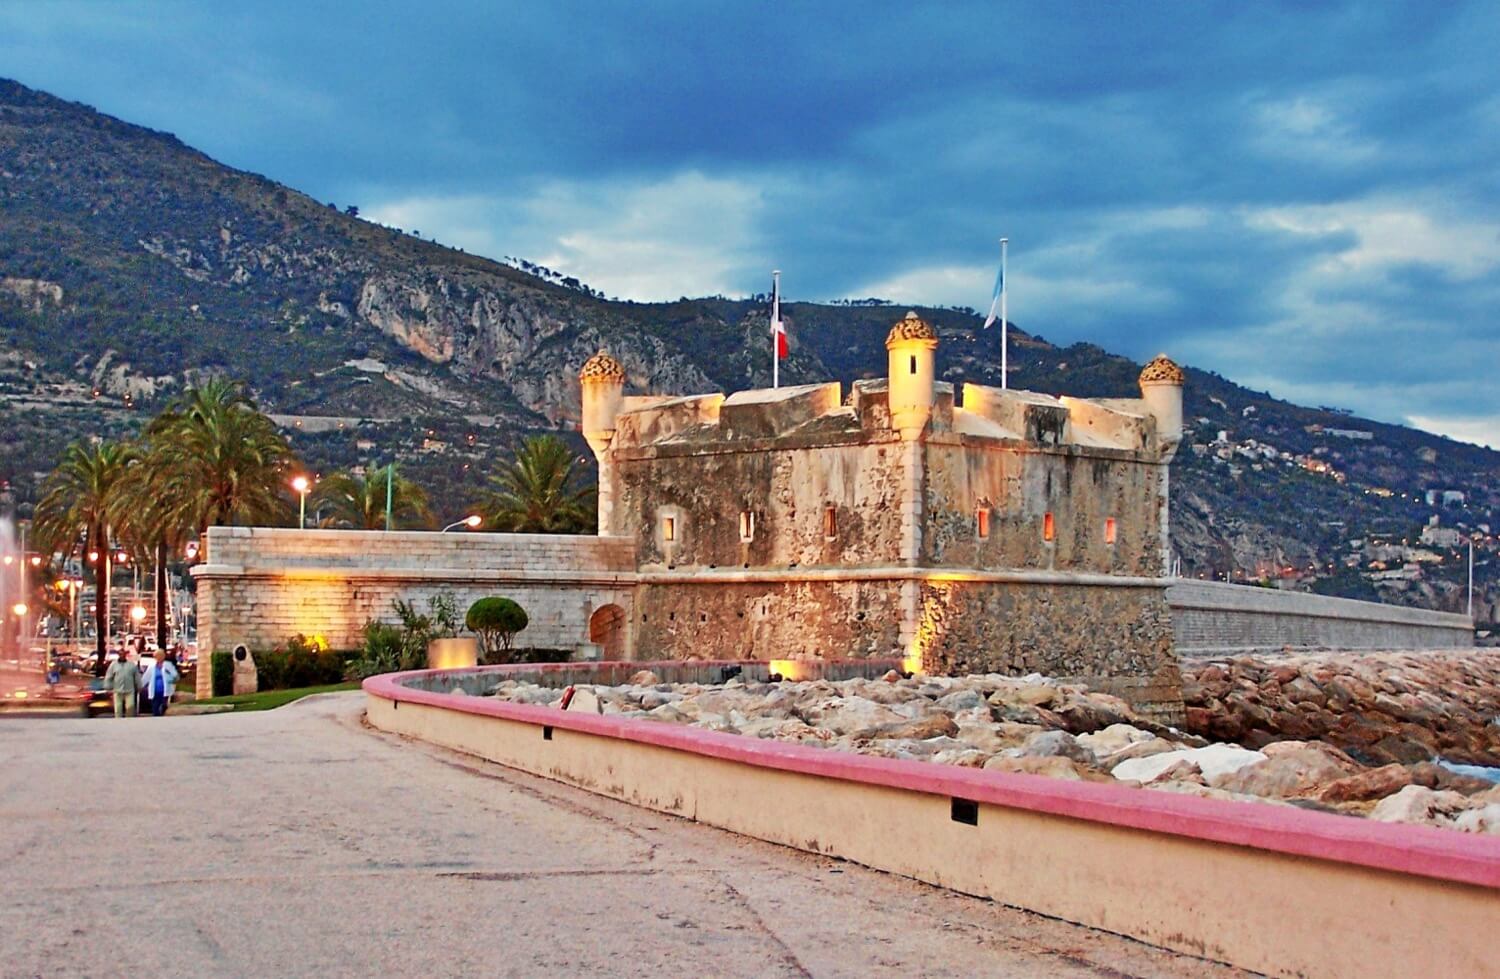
[190,530,1472,704]
[190,527,636,697]
[1167,579,1473,655]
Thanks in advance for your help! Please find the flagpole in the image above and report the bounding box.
[1000,238,1009,390]
[772,269,781,389]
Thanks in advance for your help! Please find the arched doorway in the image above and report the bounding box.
[588,603,627,659]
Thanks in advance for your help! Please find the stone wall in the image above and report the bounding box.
[634,573,903,661]
[1167,579,1473,655]
[913,575,1182,722]
[921,440,1163,575]
[192,528,636,696]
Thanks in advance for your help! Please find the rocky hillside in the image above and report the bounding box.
[0,78,1496,622]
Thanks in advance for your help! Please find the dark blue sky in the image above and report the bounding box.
[3,1,1498,444]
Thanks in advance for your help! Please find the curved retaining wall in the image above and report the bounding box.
[365,661,1499,978]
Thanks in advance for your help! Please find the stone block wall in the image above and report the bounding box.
[914,577,1183,723]
[1167,580,1473,655]
[634,575,904,661]
[192,528,636,697]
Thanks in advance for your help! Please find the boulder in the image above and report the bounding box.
[982,755,1088,781]
[1369,785,1474,827]
[1103,738,1180,771]
[935,689,986,712]
[876,714,960,741]
[1076,724,1155,759]
[627,669,661,686]
[1112,744,1265,785]
[1316,764,1415,804]
[1212,744,1359,798]
[1452,804,1500,835]
[1010,730,1096,765]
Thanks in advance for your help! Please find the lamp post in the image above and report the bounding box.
[1468,535,1475,621]
[441,515,483,533]
[292,476,311,529]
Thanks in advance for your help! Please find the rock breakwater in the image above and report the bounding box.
[487,661,1500,834]
[1180,650,1500,767]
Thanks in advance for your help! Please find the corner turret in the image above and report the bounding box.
[580,351,626,535]
[580,351,625,457]
[885,311,939,440]
[1138,353,1184,460]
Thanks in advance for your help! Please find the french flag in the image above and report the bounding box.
[771,272,788,359]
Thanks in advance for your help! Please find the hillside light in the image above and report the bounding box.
[292,475,311,528]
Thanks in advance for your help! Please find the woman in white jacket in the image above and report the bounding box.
[140,649,179,717]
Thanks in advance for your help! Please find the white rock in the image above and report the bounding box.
[1370,785,1476,827]
[1112,744,1265,784]
[1452,804,1500,835]
[1076,723,1154,758]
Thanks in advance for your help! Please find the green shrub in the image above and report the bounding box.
[343,592,469,680]
[467,597,528,662]
[242,635,349,691]
[211,651,233,697]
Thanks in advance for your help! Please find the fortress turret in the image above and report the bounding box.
[580,351,625,457]
[1138,354,1184,460]
[579,351,625,534]
[886,311,939,440]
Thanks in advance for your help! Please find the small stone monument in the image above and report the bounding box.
[232,644,258,695]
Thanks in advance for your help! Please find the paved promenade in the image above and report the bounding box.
[0,694,1247,977]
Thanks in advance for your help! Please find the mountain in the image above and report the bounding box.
[1,78,1495,624]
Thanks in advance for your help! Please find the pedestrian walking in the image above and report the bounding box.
[103,649,140,718]
[140,648,179,717]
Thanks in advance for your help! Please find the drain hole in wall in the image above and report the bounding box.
[951,798,979,825]
[543,726,553,741]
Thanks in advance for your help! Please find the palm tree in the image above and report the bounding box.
[477,434,596,533]
[32,440,138,666]
[314,465,432,530]
[113,436,197,651]
[145,378,296,532]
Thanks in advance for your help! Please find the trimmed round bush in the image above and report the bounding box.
[466,597,529,662]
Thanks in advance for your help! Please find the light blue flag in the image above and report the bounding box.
[982,263,1004,328]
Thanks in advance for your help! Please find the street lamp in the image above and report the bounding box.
[130,605,147,626]
[11,603,26,617]
[442,515,483,533]
[292,476,311,529]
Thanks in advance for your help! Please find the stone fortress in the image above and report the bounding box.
[193,311,1472,707]
[582,312,1187,718]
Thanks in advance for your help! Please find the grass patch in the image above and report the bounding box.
[191,682,359,712]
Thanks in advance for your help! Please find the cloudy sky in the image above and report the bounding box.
[3,1,1498,445]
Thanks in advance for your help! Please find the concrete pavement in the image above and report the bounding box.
[0,693,1249,977]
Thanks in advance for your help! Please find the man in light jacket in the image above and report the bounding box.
[140,649,179,717]
[103,650,140,718]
